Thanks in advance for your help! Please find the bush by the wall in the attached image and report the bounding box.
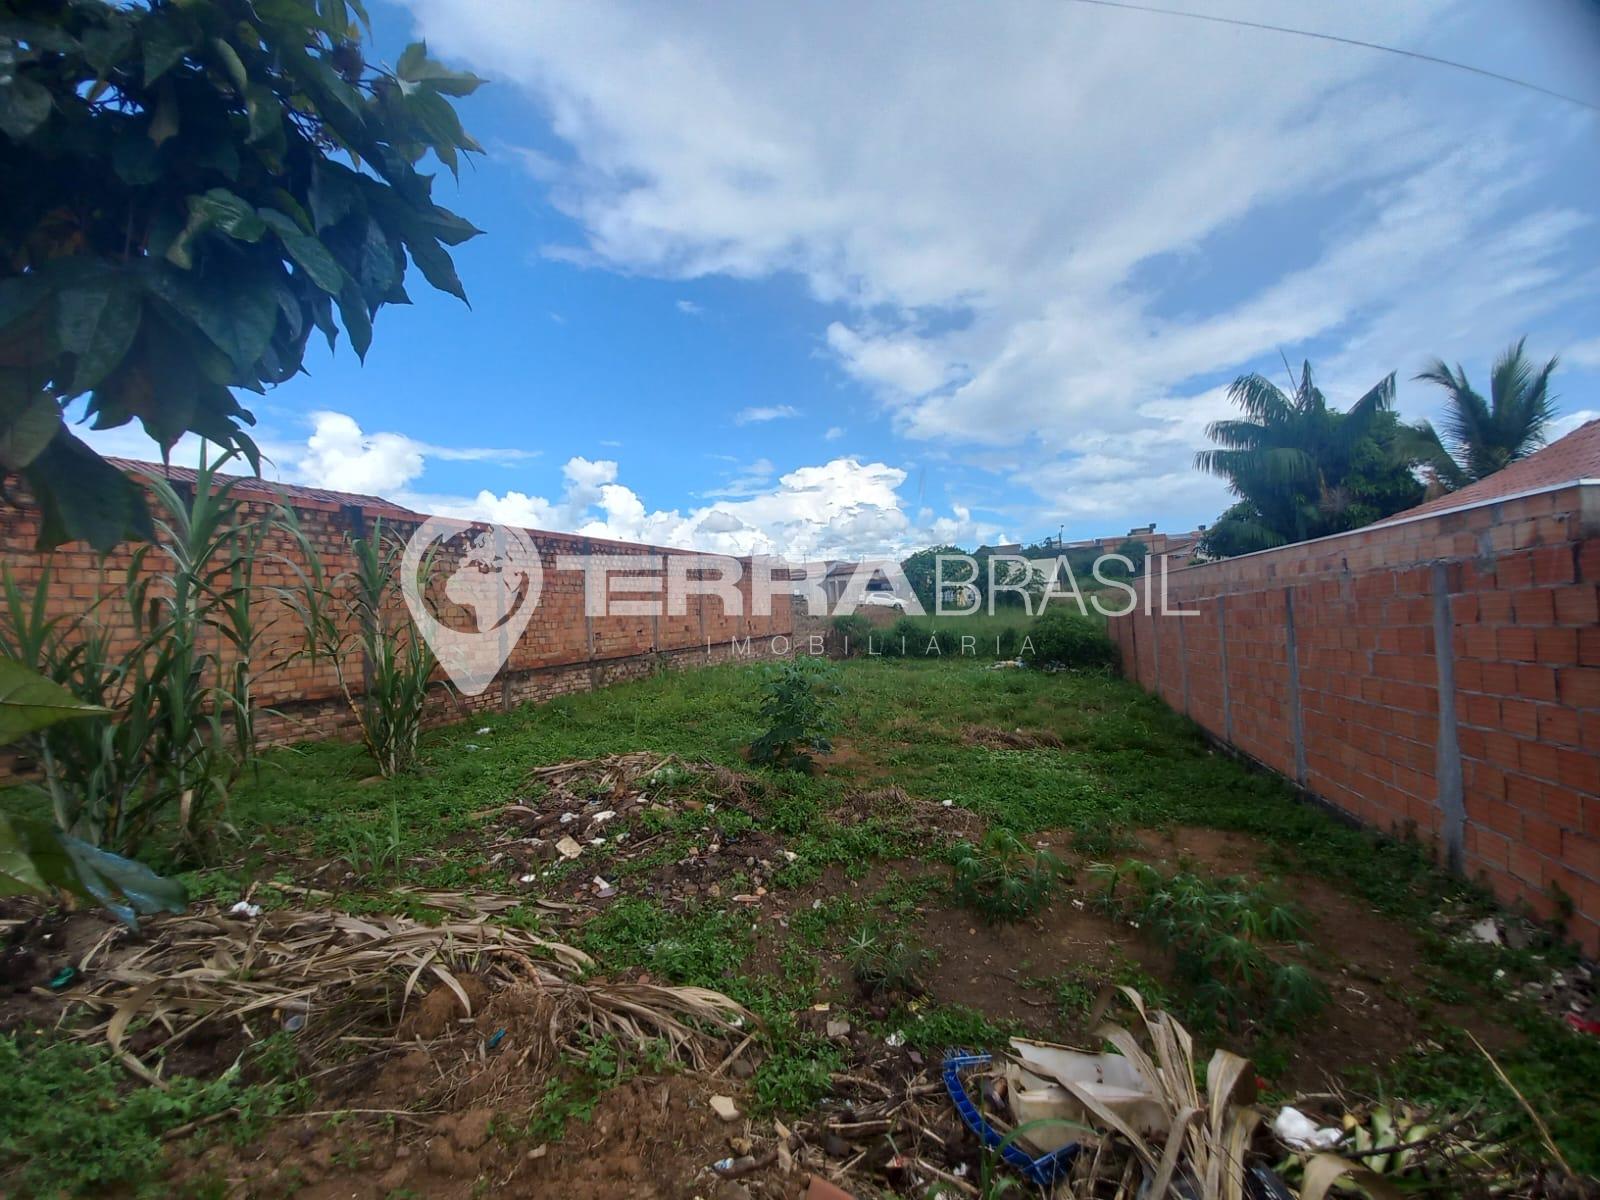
[1026,610,1117,669]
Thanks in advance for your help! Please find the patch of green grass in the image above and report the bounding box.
[0,1032,309,1198]
[576,898,752,992]
[752,1032,843,1114]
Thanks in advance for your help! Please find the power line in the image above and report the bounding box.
[1063,0,1600,114]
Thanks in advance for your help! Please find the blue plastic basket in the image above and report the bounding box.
[942,1050,1081,1186]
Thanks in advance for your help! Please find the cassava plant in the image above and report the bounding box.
[747,657,838,772]
[1089,859,1326,1032]
[0,452,273,854]
[281,515,438,776]
[951,828,1065,922]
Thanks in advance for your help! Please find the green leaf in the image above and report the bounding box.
[211,36,249,93]
[403,229,467,303]
[24,426,154,551]
[259,210,345,293]
[56,275,142,392]
[0,75,53,139]
[0,659,109,745]
[422,204,484,247]
[0,393,61,471]
[395,41,428,81]
[244,82,283,146]
[141,20,192,85]
[0,811,63,901]
[190,188,267,243]
[336,280,372,358]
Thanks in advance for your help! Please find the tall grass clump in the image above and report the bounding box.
[281,518,438,777]
[0,454,271,854]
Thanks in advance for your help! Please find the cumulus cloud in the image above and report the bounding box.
[824,426,844,441]
[297,411,535,496]
[398,0,1598,528]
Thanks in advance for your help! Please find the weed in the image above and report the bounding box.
[0,1031,308,1198]
[951,828,1066,922]
[845,922,933,997]
[752,1033,842,1114]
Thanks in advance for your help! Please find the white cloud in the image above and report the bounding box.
[296,411,535,496]
[826,322,953,396]
[676,298,703,315]
[734,404,801,424]
[824,426,844,440]
[1549,409,1599,442]
[400,0,1598,529]
[432,454,999,559]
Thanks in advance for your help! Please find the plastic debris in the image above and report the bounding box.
[710,1094,741,1122]
[1467,917,1502,945]
[1005,1038,1165,1153]
[555,836,583,859]
[47,965,78,990]
[591,810,617,824]
[283,1012,307,1033]
[1272,1105,1343,1151]
[885,1031,905,1048]
[486,1028,507,1051]
[229,900,262,919]
[592,875,617,899]
[476,727,492,734]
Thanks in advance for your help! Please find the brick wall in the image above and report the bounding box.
[1108,483,1600,954]
[0,473,793,759]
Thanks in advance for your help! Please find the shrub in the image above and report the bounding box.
[951,828,1066,922]
[748,659,839,772]
[1026,609,1117,669]
[830,613,873,655]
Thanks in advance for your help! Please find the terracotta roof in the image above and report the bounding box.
[107,457,415,514]
[1379,418,1600,523]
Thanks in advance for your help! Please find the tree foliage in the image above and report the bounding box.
[0,0,484,548]
[1412,338,1560,489]
[1196,361,1424,558]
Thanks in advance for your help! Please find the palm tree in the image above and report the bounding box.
[1196,361,1419,554]
[1413,338,1559,488]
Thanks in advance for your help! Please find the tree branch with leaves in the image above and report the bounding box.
[0,0,484,548]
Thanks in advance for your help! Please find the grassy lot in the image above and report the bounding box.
[6,656,1599,1195]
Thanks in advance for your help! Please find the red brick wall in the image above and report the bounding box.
[1108,483,1600,954]
[0,481,793,758]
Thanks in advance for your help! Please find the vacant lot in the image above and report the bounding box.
[4,658,1597,1198]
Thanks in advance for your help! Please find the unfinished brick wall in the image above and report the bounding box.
[1108,483,1600,954]
[0,472,793,759]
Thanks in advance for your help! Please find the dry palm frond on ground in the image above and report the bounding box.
[962,724,1067,751]
[67,901,753,1083]
[526,751,750,809]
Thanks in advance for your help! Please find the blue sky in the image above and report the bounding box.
[91,0,1600,559]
